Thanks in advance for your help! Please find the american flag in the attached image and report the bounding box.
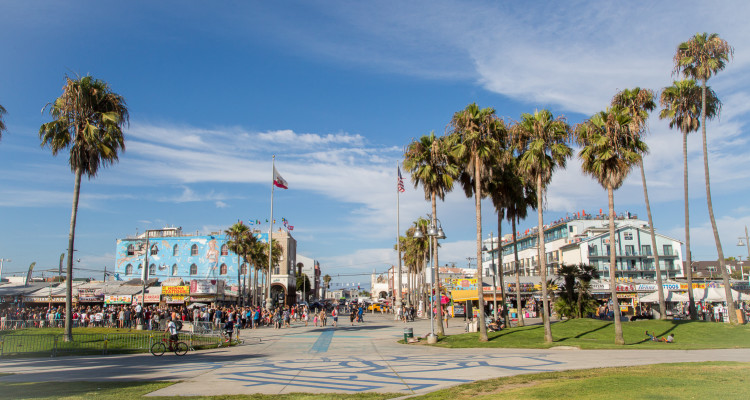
[397,167,405,193]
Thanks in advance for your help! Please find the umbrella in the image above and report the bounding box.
[440,295,450,305]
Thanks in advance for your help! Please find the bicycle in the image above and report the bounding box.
[150,334,189,356]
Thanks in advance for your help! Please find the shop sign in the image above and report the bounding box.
[731,282,750,290]
[663,283,680,290]
[452,279,477,289]
[105,295,132,304]
[636,284,657,291]
[131,293,160,304]
[79,296,103,302]
[25,296,54,303]
[616,283,635,292]
[506,283,536,293]
[190,279,223,294]
[590,281,609,290]
[162,285,189,295]
[679,282,723,290]
[616,293,637,299]
[164,295,186,304]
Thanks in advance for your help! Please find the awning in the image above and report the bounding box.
[451,289,478,302]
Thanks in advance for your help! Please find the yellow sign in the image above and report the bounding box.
[162,286,189,295]
[451,289,479,302]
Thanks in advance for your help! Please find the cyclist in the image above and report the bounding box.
[164,317,178,350]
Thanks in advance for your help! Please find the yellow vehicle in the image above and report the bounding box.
[367,303,382,312]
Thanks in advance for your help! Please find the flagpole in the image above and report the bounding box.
[267,155,275,310]
[396,162,402,312]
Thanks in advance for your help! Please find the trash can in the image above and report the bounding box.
[403,328,413,342]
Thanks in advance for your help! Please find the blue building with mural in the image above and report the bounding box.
[114,227,297,304]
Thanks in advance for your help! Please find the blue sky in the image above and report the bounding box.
[2,1,750,287]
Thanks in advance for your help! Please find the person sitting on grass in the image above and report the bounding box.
[645,331,674,343]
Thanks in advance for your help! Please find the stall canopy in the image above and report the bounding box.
[692,287,750,302]
[639,289,689,303]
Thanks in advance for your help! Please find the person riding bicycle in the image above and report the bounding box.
[164,317,178,350]
[223,318,234,343]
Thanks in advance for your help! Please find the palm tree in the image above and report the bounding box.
[660,80,721,321]
[225,221,251,305]
[39,75,128,341]
[248,238,266,306]
[505,159,537,328]
[448,103,505,342]
[611,87,670,319]
[0,104,7,140]
[514,110,572,344]
[673,32,736,323]
[576,106,647,345]
[323,274,332,299]
[403,132,458,335]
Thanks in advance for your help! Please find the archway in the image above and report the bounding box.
[378,291,388,299]
[270,284,288,307]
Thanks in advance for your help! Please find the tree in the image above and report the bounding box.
[554,263,600,318]
[514,110,572,344]
[403,132,458,336]
[323,274,332,298]
[674,32,736,323]
[448,103,506,342]
[576,106,647,345]
[225,221,251,305]
[659,79,721,320]
[39,75,128,341]
[0,104,7,140]
[296,273,312,301]
[611,87,669,319]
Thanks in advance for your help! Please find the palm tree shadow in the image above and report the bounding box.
[573,321,612,338]
[487,325,542,342]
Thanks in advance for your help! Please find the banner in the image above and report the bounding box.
[162,285,189,295]
[25,262,36,286]
[164,295,186,304]
[191,279,219,294]
[59,253,65,275]
[105,295,132,304]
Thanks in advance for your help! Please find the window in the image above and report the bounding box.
[190,264,198,275]
[191,244,199,256]
[241,263,247,274]
[625,245,635,255]
[149,264,156,276]
[126,264,133,275]
[172,264,178,276]
[663,244,673,256]
[221,244,229,256]
[173,244,179,256]
[220,264,228,275]
[149,244,158,255]
[641,245,652,256]
[127,244,135,256]
[623,232,633,240]
[589,245,598,256]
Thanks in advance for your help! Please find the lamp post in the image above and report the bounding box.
[419,217,445,344]
[482,237,498,321]
[737,226,750,280]
[0,258,10,282]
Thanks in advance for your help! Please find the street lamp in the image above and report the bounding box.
[737,227,750,280]
[424,217,445,344]
[0,258,11,282]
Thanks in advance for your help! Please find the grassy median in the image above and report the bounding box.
[434,318,750,349]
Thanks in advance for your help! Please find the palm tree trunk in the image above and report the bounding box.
[237,254,242,306]
[512,217,524,327]
[406,266,411,306]
[682,131,697,320]
[64,167,83,342]
[432,192,444,335]
[701,80,737,323]
[497,212,509,328]
[475,154,488,342]
[640,160,667,319]
[608,185,624,345]
[537,174,552,343]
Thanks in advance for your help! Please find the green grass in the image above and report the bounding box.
[409,361,750,400]
[435,318,750,349]
[0,381,396,400]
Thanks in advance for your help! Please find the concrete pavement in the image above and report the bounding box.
[0,313,747,397]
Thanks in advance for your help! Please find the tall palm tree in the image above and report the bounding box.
[576,106,647,345]
[514,110,572,344]
[323,274,332,299]
[486,159,516,328]
[403,132,458,335]
[660,80,721,321]
[0,104,7,140]
[611,87,670,319]
[448,103,505,342]
[39,75,128,341]
[225,221,251,305]
[248,238,266,306]
[673,32,736,323]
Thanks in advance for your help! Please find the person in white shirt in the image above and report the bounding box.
[164,317,178,350]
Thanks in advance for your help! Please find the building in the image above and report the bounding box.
[482,214,684,281]
[114,227,298,305]
[371,271,390,300]
[296,254,321,302]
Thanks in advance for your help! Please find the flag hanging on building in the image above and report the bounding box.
[288,225,294,231]
[273,166,288,189]
[397,167,405,193]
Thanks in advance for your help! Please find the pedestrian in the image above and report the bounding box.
[331,307,338,327]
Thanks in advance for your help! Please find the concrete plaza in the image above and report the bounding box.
[0,313,747,397]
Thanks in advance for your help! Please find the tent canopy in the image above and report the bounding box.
[692,287,749,302]
[639,289,689,303]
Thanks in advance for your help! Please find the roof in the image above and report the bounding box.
[0,282,50,296]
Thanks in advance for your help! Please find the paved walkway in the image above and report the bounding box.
[0,313,747,397]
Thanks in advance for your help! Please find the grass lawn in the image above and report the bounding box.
[409,361,750,400]
[435,318,750,349]
[0,381,396,400]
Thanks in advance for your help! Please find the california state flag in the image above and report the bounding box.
[273,166,288,189]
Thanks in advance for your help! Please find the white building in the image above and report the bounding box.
[296,254,321,301]
[482,215,684,280]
